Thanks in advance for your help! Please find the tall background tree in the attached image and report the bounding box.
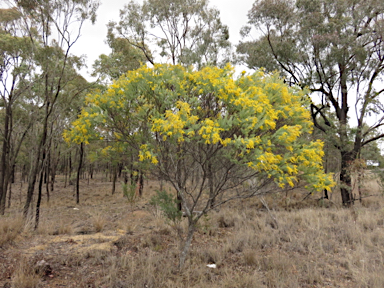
[91,32,147,83]
[0,6,35,214]
[238,0,384,206]
[109,0,232,67]
[0,0,99,224]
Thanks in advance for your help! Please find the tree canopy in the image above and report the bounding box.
[92,33,147,83]
[108,0,232,68]
[238,0,384,205]
[65,64,333,192]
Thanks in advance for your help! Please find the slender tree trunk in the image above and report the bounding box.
[0,177,9,215]
[1,113,31,214]
[24,164,38,218]
[0,106,10,215]
[357,170,362,203]
[35,143,47,229]
[7,183,12,209]
[69,151,73,185]
[340,150,354,207]
[50,146,59,192]
[7,161,15,209]
[87,164,90,185]
[176,146,183,212]
[45,152,50,202]
[46,171,50,203]
[208,162,215,209]
[35,167,44,229]
[22,165,26,183]
[323,150,329,199]
[160,178,163,191]
[338,68,355,207]
[50,168,56,192]
[24,150,43,218]
[76,142,84,204]
[19,180,22,206]
[111,166,117,195]
[139,171,144,197]
[11,164,15,184]
[23,103,49,218]
[118,163,123,178]
[64,154,68,188]
[179,222,196,269]
[90,164,93,179]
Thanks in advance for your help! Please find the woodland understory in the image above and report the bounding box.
[1,172,384,288]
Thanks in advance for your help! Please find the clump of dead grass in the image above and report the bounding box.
[243,248,257,266]
[35,220,56,235]
[141,232,164,251]
[11,258,41,288]
[0,215,24,247]
[57,220,73,235]
[92,214,106,233]
[99,249,179,287]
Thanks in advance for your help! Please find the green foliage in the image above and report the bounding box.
[109,0,232,67]
[0,7,22,24]
[197,214,212,235]
[121,182,137,205]
[150,190,182,223]
[92,33,147,83]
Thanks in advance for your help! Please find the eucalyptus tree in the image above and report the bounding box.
[109,0,231,67]
[92,32,147,83]
[0,7,36,214]
[1,0,100,224]
[238,0,384,205]
[29,54,93,226]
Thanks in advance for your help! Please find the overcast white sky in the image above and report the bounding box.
[71,0,254,79]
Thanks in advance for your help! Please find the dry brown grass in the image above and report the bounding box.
[0,215,24,248]
[0,173,384,287]
[10,258,41,288]
[90,213,106,233]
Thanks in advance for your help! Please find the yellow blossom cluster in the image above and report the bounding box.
[138,144,158,164]
[64,63,334,192]
[151,101,198,142]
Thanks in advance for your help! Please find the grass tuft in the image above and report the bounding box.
[0,215,24,248]
[91,213,106,233]
[11,259,41,288]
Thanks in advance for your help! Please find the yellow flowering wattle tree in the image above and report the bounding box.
[64,64,334,268]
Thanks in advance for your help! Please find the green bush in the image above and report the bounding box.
[150,190,182,223]
[121,182,136,204]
